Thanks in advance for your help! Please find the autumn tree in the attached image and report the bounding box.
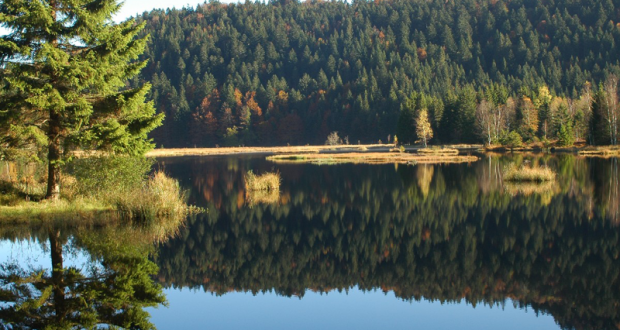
[0,0,162,199]
[415,109,433,147]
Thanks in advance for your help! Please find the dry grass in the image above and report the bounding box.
[244,170,281,206]
[145,144,490,157]
[266,152,478,165]
[245,170,281,191]
[417,147,459,155]
[503,164,556,182]
[115,171,199,224]
[145,145,391,157]
[578,146,620,156]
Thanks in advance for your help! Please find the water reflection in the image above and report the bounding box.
[156,154,620,330]
[0,225,170,329]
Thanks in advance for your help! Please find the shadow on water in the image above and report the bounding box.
[154,154,620,330]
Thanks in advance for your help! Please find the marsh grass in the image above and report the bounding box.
[0,156,202,225]
[115,171,200,224]
[245,170,281,192]
[244,170,281,206]
[578,146,620,156]
[417,147,459,155]
[503,164,556,182]
[267,152,478,165]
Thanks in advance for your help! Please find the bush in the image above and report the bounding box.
[325,131,342,146]
[557,123,575,147]
[63,156,153,202]
[500,131,523,149]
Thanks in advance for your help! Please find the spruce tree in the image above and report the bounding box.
[0,0,163,199]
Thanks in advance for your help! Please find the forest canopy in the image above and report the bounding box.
[133,0,620,147]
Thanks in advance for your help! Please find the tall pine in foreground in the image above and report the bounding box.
[0,0,163,199]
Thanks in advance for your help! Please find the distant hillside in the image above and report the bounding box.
[134,0,620,147]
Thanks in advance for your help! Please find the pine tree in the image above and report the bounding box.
[0,0,163,199]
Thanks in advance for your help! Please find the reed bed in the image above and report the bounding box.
[578,146,620,156]
[244,170,281,206]
[503,164,556,182]
[115,171,198,223]
[245,170,281,192]
[145,144,390,157]
[417,148,459,155]
[267,152,478,165]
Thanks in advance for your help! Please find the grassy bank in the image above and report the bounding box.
[0,157,201,224]
[144,144,487,157]
[266,152,478,165]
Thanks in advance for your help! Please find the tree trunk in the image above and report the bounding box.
[49,229,67,323]
[46,111,61,200]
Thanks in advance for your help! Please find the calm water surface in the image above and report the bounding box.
[2,154,619,329]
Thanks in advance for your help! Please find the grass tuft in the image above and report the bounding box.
[244,170,281,206]
[245,170,281,192]
[115,171,200,224]
[503,164,556,182]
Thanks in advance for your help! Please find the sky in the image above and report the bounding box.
[0,0,238,35]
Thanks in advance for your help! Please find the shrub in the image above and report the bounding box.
[64,156,153,202]
[325,131,342,146]
[557,123,575,147]
[500,131,523,149]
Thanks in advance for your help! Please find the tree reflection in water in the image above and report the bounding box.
[0,222,176,329]
[155,154,620,330]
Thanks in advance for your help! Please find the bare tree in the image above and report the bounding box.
[476,100,493,145]
[604,76,619,145]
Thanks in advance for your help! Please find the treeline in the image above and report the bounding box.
[397,80,619,146]
[153,155,620,329]
[134,0,620,147]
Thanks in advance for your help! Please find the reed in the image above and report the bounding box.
[503,164,556,182]
[245,170,281,192]
[578,146,620,156]
[115,171,198,224]
[417,147,459,155]
[266,152,478,165]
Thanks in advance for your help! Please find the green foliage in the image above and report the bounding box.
[135,0,620,147]
[63,156,153,202]
[500,131,523,149]
[0,0,163,198]
[153,155,620,330]
[0,230,166,329]
[557,123,575,147]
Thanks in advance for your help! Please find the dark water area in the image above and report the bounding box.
[1,154,619,329]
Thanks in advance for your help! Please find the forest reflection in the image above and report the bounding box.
[0,224,172,329]
[156,154,620,330]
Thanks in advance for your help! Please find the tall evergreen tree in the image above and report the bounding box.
[0,0,163,199]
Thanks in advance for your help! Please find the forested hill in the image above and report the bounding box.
[134,0,620,147]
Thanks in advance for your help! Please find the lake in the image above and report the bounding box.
[1,153,619,329]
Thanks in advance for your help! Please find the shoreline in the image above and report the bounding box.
[145,144,484,158]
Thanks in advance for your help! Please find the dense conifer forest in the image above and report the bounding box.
[133,0,620,147]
